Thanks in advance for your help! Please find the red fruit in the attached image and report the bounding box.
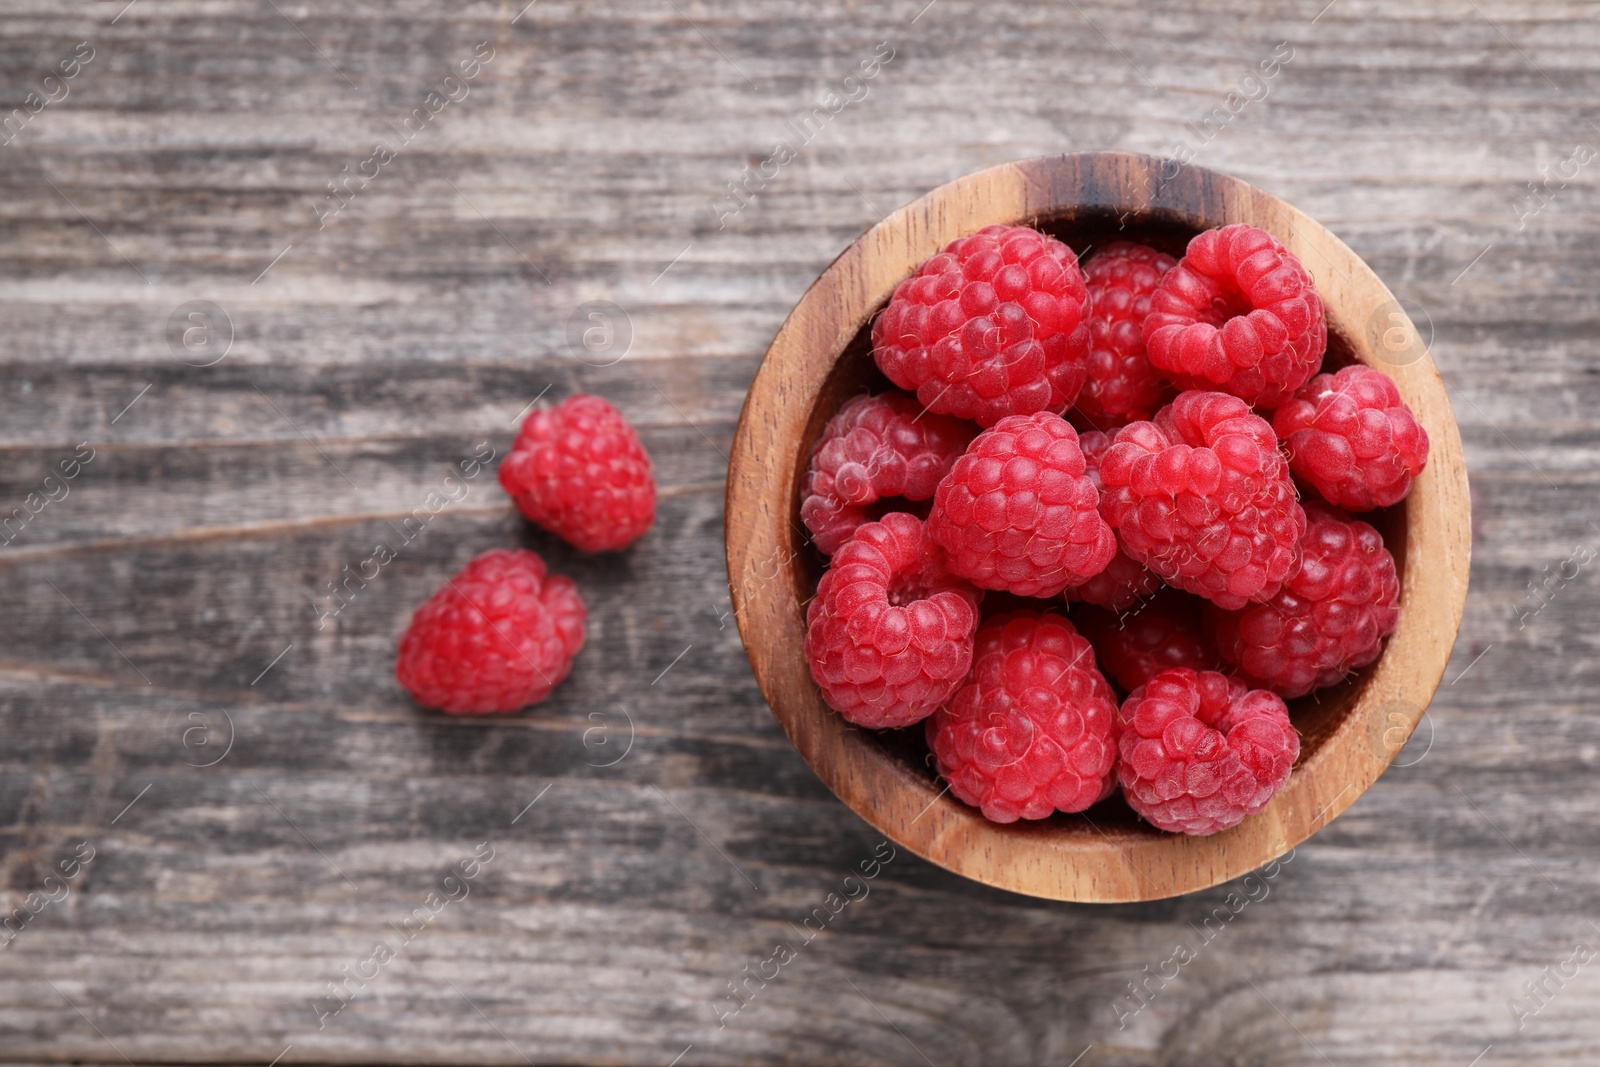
[872,224,1092,428]
[799,392,976,556]
[1208,502,1400,698]
[1074,589,1222,694]
[1143,224,1327,408]
[805,512,981,729]
[1098,390,1306,610]
[396,549,586,715]
[1062,428,1160,611]
[1074,241,1178,430]
[1115,668,1299,836]
[1065,549,1162,613]
[927,610,1118,823]
[1273,364,1430,511]
[928,411,1116,599]
[499,394,655,552]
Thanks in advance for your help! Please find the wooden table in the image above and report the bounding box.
[0,2,1591,1063]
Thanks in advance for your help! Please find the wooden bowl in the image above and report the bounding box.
[725,152,1470,903]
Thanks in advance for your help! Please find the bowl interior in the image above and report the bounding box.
[787,204,1406,842]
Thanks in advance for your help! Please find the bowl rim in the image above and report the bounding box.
[725,151,1471,902]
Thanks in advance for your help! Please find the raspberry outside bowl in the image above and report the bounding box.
[725,153,1470,902]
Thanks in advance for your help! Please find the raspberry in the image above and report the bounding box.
[1073,241,1178,430]
[799,392,976,556]
[1062,428,1160,611]
[396,549,586,715]
[1065,548,1162,613]
[805,512,981,729]
[1074,589,1222,693]
[927,611,1118,823]
[1099,390,1306,610]
[1208,502,1400,698]
[1273,364,1431,511]
[1143,224,1327,408]
[872,224,1091,428]
[928,411,1116,598]
[1115,668,1299,836]
[499,394,655,552]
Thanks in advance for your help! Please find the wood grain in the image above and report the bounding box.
[0,0,1594,1063]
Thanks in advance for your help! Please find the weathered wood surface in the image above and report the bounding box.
[0,0,1593,1063]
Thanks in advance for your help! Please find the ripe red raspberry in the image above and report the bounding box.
[805,512,980,729]
[872,224,1091,428]
[799,392,976,556]
[396,549,586,715]
[928,411,1116,598]
[1208,502,1400,699]
[499,394,655,552]
[1099,390,1306,610]
[1273,364,1431,511]
[1074,589,1222,694]
[1065,548,1162,613]
[1062,428,1159,611]
[1115,668,1299,836]
[927,611,1118,822]
[1074,241,1178,430]
[1143,224,1327,408]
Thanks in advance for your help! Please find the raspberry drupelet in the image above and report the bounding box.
[499,394,655,553]
[1074,589,1222,694]
[872,224,1092,428]
[804,512,981,729]
[1074,241,1179,430]
[1098,390,1306,610]
[928,411,1116,599]
[1273,364,1430,511]
[927,611,1119,823]
[1115,668,1300,836]
[1143,224,1327,408]
[1062,428,1161,611]
[1208,502,1401,699]
[395,549,587,715]
[799,391,976,556]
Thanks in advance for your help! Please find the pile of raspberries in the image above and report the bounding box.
[803,223,1429,836]
[394,394,655,715]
